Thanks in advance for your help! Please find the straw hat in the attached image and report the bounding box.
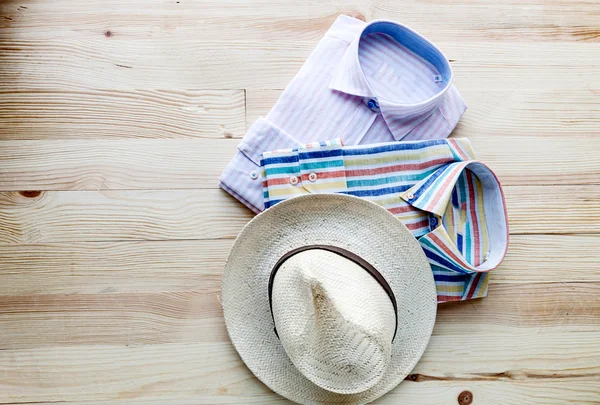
[222,194,436,405]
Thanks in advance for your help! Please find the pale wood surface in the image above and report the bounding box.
[0,0,599,404]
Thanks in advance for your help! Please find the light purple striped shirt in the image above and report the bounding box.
[221,15,467,213]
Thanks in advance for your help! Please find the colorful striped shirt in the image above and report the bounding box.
[260,138,509,303]
[220,14,467,213]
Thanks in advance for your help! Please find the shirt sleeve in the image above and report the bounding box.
[219,118,302,213]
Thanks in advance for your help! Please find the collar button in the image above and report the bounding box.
[364,97,380,112]
[429,216,438,229]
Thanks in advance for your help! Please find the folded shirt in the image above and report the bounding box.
[220,14,467,213]
[260,138,509,303]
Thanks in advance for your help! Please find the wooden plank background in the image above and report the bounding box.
[0,0,599,404]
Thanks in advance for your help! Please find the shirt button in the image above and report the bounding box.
[249,170,258,180]
[308,172,318,182]
[429,216,438,228]
[289,176,299,185]
[406,193,415,200]
[366,98,379,112]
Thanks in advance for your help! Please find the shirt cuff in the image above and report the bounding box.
[219,118,302,213]
[238,118,302,166]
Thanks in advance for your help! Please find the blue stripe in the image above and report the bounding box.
[432,272,465,282]
[299,160,344,171]
[451,187,459,208]
[264,166,300,176]
[457,233,463,252]
[346,176,418,188]
[423,249,467,274]
[298,148,343,160]
[465,273,480,298]
[465,193,473,263]
[346,167,438,188]
[342,139,448,156]
[412,164,454,200]
[260,155,298,166]
[341,184,411,197]
[264,199,283,208]
[458,172,467,207]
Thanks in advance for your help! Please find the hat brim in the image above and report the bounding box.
[222,194,437,405]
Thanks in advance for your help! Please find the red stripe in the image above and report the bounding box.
[300,170,345,182]
[423,163,465,212]
[345,158,453,177]
[437,295,463,302]
[465,272,482,300]
[466,170,482,266]
[262,170,347,187]
[262,177,290,187]
[388,205,415,215]
[448,139,469,160]
[428,233,469,269]
[405,219,429,231]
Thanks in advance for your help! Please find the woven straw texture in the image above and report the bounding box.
[272,249,396,394]
[222,194,437,405]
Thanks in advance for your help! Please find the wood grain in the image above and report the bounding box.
[0,140,239,190]
[1,41,597,91]
[0,240,232,295]
[497,234,600,284]
[1,379,597,405]
[0,186,597,244]
[2,379,599,405]
[2,0,599,43]
[245,89,281,127]
[0,283,597,350]
[0,189,253,243]
[3,0,599,40]
[1,0,599,403]
[0,234,598,297]
[0,138,599,190]
[0,336,597,403]
[0,89,245,139]
[246,88,600,136]
[1,4,599,92]
[505,185,600,234]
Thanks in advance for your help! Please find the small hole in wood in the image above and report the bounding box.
[458,390,473,405]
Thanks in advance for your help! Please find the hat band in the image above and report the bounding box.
[268,245,398,341]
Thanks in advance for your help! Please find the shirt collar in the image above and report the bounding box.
[399,158,509,274]
[329,20,454,140]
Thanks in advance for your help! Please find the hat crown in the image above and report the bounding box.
[271,249,396,394]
